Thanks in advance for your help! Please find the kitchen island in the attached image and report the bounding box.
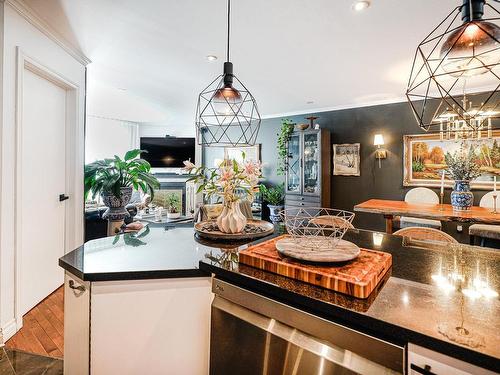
[59,223,500,374]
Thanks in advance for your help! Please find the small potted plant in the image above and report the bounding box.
[260,183,285,223]
[445,147,481,211]
[165,193,181,219]
[85,149,160,222]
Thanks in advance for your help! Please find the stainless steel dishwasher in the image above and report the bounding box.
[210,278,404,375]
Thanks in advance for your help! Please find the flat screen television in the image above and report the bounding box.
[140,137,195,168]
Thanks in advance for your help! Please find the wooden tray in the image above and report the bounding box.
[239,235,392,299]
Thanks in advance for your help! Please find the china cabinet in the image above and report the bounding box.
[285,129,331,209]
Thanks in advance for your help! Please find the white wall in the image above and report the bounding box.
[85,116,139,163]
[0,0,87,341]
[139,124,170,138]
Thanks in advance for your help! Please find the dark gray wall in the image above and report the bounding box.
[204,101,488,236]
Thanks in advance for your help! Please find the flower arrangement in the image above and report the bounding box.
[184,157,262,233]
[445,148,481,181]
[183,157,262,206]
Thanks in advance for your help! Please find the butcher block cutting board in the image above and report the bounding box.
[239,235,392,299]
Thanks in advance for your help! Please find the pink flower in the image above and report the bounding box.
[243,161,261,177]
[183,160,196,171]
[219,168,235,182]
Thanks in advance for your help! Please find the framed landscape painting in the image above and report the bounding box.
[403,132,500,189]
[333,143,360,176]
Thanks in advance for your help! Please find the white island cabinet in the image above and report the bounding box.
[64,272,212,374]
[59,226,215,374]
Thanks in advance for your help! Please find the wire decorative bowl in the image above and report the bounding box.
[280,207,355,251]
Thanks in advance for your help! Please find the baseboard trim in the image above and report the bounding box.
[0,319,18,345]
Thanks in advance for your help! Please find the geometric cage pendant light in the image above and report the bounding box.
[406,0,500,140]
[195,0,261,147]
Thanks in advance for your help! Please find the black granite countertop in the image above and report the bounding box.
[59,223,500,371]
[59,223,212,281]
[199,229,500,372]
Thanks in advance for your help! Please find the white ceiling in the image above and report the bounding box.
[25,0,461,135]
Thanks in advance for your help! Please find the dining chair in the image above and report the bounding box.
[396,187,442,230]
[468,192,500,246]
[393,227,458,244]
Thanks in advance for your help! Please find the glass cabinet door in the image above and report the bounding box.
[303,132,320,195]
[286,134,301,194]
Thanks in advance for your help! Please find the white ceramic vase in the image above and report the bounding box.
[216,201,247,234]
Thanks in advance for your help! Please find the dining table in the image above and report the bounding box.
[354,199,500,234]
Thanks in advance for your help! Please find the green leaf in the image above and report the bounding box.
[196,184,205,194]
[124,149,142,161]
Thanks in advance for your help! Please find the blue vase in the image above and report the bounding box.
[450,180,474,211]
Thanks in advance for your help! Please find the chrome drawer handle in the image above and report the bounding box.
[68,280,85,292]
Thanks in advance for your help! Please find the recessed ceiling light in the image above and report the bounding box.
[306,101,314,104]
[206,55,218,61]
[352,0,371,11]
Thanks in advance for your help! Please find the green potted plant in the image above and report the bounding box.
[260,183,285,223]
[165,193,181,219]
[445,147,481,211]
[84,149,160,221]
[277,119,295,175]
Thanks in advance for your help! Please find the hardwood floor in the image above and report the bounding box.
[5,287,64,359]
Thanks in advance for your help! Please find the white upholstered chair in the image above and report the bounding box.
[398,187,442,229]
[469,192,500,246]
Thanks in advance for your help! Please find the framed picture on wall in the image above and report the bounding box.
[333,143,360,176]
[224,144,261,164]
[403,132,500,189]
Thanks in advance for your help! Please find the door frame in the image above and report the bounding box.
[14,47,80,328]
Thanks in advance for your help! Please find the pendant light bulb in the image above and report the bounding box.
[212,61,242,116]
[213,87,242,116]
[440,0,500,77]
[440,21,500,77]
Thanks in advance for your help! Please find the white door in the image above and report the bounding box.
[20,68,67,315]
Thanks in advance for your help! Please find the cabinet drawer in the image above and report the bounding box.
[285,200,320,209]
[285,194,320,203]
[408,343,495,375]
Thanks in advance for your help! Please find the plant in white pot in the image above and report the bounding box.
[445,146,481,211]
[260,183,285,223]
[184,158,261,234]
[165,193,181,219]
[84,149,160,227]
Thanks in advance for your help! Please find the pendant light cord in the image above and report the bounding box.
[226,0,231,62]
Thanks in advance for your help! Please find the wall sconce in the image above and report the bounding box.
[373,134,387,168]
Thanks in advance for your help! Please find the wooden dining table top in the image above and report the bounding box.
[354,199,500,224]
